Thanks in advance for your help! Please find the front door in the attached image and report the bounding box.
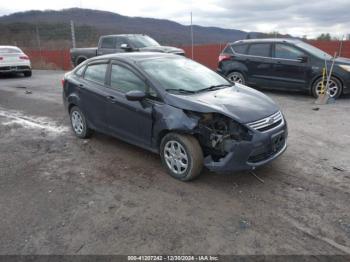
[105,62,153,147]
[270,43,310,89]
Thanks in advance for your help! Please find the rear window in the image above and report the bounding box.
[231,44,248,54]
[222,45,233,54]
[84,64,108,84]
[101,37,115,49]
[0,47,22,54]
[248,43,271,57]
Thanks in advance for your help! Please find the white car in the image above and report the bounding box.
[0,46,32,77]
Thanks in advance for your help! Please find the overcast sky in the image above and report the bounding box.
[1,0,349,38]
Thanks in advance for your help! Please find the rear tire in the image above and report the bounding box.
[311,76,342,98]
[226,71,245,85]
[69,106,92,139]
[24,71,32,77]
[160,133,203,181]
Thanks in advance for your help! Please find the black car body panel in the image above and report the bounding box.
[218,38,350,95]
[63,53,287,173]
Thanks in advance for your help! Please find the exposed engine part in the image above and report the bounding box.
[195,113,252,160]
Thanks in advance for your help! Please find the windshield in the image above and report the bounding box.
[0,47,22,54]
[129,35,160,48]
[295,41,332,59]
[140,57,232,94]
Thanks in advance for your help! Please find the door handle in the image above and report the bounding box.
[106,95,117,103]
[78,84,84,88]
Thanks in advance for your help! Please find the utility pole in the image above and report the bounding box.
[71,20,76,48]
[190,12,194,59]
[338,35,344,57]
[35,25,43,64]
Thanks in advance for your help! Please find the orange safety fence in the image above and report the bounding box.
[23,41,350,71]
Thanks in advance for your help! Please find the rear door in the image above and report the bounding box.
[245,43,274,86]
[79,61,109,131]
[105,62,154,147]
[271,43,310,89]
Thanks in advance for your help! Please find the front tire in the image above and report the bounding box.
[226,71,245,85]
[69,106,92,139]
[311,77,342,98]
[160,133,203,181]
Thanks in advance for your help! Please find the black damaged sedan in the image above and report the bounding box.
[62,53,287,181]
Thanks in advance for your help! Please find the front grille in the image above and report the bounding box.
[247,111,284,132]
[248,132,286,163]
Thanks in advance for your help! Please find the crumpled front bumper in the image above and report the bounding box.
[203,122,288,173]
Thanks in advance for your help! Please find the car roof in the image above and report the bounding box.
[88,52,181,63]
[230,38,302,45]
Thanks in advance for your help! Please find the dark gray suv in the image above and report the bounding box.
[218,38,350,98]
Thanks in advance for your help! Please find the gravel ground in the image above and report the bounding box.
[0,70,349,255]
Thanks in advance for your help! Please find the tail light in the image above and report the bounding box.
[218,54,232,63]
[19,55,29,60]
[61,79,65,88]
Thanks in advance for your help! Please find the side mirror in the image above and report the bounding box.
[125,90,146,101]
[297,55,308,63]
[120,43,132,51]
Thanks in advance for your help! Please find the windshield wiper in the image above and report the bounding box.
[165,88,196,94]
[197,84,233,93]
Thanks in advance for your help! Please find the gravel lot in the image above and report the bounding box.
[0,70,350,255]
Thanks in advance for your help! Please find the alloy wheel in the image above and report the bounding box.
[71,111,84,135]
[227,72,245,84]
[315,79,339,98]
[164,140,189,175]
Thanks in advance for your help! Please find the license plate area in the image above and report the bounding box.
[271,131,285,153]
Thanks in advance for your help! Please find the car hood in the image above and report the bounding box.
[165,84,279,124]
[335,57,350,65]
[139,45,185,54]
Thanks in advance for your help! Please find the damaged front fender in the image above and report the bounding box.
[151,104,252,162]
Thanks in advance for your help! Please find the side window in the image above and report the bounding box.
[75,65,85,77]
[248,43,271,57]
[115,37,128,48]
[110,64,147,93]
[83,64,107,84]
[223,45,233,54]
[275,44,305,60]
[101,37,115,49]
[232,44,248,54]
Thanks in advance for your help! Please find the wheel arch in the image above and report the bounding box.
[157,129,199,149]
[224,62,248,78]
[310,73,344,93]
[75,56,88,66]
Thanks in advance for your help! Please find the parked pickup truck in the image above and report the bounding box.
[70,34,185,67]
